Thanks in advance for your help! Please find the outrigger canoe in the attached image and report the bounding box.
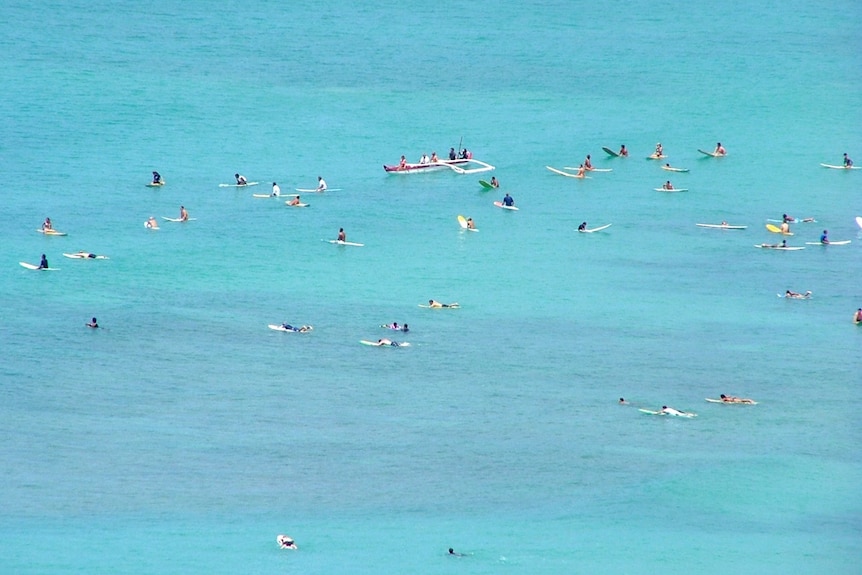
[383,158,494,174]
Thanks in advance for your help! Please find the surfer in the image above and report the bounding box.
[502,193,515,207]
[719,394,754,404]
[316,176,327,192]
[271,182,281,197]
[784,290,810,299]
[578,222,587,231]
[660,406,691,416]
[584,154,593,170]
[576,164,586,177]
[86,317,99,329]
[819,229,829,244]
[152,171,162,184]
[619,398,629,405]
[663,181,674,190]
[277,535,297,550]
[466,217,476,230]
[179,206,189,222]
[448,548,464,557]
[428,300,456,308]
[854,308,862,323]
[287,195,301,206]
[844,153,853,168]
[618,144,628,157]
[375,338,400,347]
[337,228,346,242]
[490,176,499,188]
[779,221,790,234]
[713,142,726,156]
[74,252,99,259]
[235,173,247,185]
[782,214,794,223]
[654,143,663,157]
[38,254,49,269]
[146,216,159,229]
[42,217,53,231]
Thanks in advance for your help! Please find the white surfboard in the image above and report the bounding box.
[325,239,364,247]
[546,166,589,178]
[578,224,612,233]
[654,188,688,192]
[36,229,67,236]
[696,223,747,229]
[296,188,341,193]
[564,167,612,172]
[418,303,460,309]
[219,181,260,187]
[820,163,859,170]
[20,262,58,270]
[754,244,804,251]
[360,339,410,347]
[805,240,851,246]
[638,408,697,418]
[705,398,758,405]
[162,217,197,222]
[457,215,479,231]
[646,154,667,160]
[268,324,313,332]
[493,201,519,211]
[777,292,811,299]
[145,182,165,187]
[662,166,689,172]
[285,202,309,207]
[63,253,108,259]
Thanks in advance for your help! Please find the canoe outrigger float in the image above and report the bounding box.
[383,158,495,174]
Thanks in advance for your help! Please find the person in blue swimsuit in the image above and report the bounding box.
[152,171,161,184]
[843,153,853,167]
[820,229,829,244]
[502,193,514,207]
[38,254,49,269]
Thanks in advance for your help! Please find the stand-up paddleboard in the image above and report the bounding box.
[295,188,341,193]
[754,244,804,251]
[494,201,519,211]
[765,224,792,235]
[268,324,313,333]
[479,180,494,189]
[696,223,747,230]
[325,239,364,247]
[767,218,816,224]
[698,149,725,157]
[20,262,58,270]
[36,229,67,236]
[820,163,860,170]
[662,165,689,172]
[565,167,612,172]
[219,182,260,187]
[578,223,612,233]
[457,215,479,232]
[805,240,851,246]
[546,166,589,178]
[360,340,410,347]
[646,154,666,160]
[654,188,688,192]
[602,147,619,157]
[162,217,197,222]
[145,181,165,187]
[63,252,108,259]
[638,408,697,418]
[705,398,758,405]
[418,303,460,309]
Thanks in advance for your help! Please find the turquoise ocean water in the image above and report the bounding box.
[1,1,860,573]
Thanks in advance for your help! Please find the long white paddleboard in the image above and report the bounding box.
[145,182,165,187]
[546,166,589,178]
[457,215,479,231]
[162,217,197,222]
[638,408,697,418]
[20,262,58,270]
[578,224,612,233]
[805,240,851,245]
[219,182,260,187]
[325,239,364,247]
[646,154,666,160]
[654,188,688,192]
[360,340,410,347]
[285,201,309,207]
[268,324,313,332]
[662,165,689,172]
[63,253,108,259]
[296,188,342,193]
[696,223,746,229]
[754,244,804,251]
[252,194,280,198]
[777,292,811,299]
[820,163,860,170]
[493,201,519,211]
[565,167,612,172]
[36,229,67,236]
[705,398,758,405]
[418,303,460,309]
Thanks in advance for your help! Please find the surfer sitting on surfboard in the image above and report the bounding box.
[618,144,628,157]
[844,153,853,168]
[39,254,49,269]
[584,155,593,170]
[316,176,327,192]
[578,222,587,231]
[490,176,499,188]
[655,143,663,157]
[466,217,476,230]
[152,171,161,184]
[42,217,53,231]
[271,182,281,197]
[430,152,439,163]
[502,193,515,207]
[713,142,726,156]
[288,195,301,206]
[854,308,862,324]
[235,173,247,185]
[337,228,346,242]
[662,181,674,190]
[820,230,830,244]
[180,206,189,222]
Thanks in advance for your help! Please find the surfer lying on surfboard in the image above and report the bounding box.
[718,394,755,404]
[428,300,458,308]
[784,290,811,299]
